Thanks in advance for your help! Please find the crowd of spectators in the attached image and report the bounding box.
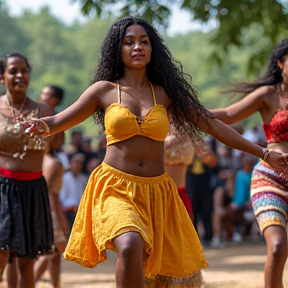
[186,124,266,248]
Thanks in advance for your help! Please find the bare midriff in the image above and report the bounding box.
[0,150,45,171]
[104,135,166,177]
[267,141,288,154]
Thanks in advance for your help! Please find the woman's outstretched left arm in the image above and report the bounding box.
[200,117,288,171]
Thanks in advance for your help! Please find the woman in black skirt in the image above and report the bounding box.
[0,53,54,288]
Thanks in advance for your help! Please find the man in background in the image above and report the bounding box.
[59,153,88,230]
[39,85,64,111]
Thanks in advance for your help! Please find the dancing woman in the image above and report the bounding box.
[210,39,288,288]
[24,18,288,288]
[0,53,54,288]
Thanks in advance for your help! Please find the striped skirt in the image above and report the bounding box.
[251,160,288,233]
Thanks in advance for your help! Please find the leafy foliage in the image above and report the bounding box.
[73,0,288,73]
[0,4,269,138]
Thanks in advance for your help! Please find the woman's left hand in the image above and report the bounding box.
[266,150,288,172]
[21,118,50,138]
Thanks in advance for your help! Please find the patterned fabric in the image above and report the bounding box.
[145,270,203,288]
[0,175,53,258]
[0,109,47,160]
[263,108,288,143]
[251,160,288,233]
[64,162,208,282]
[164,127,195,165]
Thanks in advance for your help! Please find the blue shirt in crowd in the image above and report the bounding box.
[232,170,253,208]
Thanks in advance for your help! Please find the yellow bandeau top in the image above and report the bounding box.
[105,82,170,146]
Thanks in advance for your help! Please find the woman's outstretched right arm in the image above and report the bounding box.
[26,81,110,136]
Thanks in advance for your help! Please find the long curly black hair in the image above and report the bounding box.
[230,39,288,97]
[92,16,214,139]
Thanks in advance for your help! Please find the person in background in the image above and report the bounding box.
[217,145,239,185]
[211,170,236,248]
[69,130,84,154]
[59,153,87,230]
[23,18,288,287]
[0,53,54,288]
[39,84,70,170]
[164,125,195,218]
[34,132,70,288]
[35,86,68,288]
[85,156,103,176]
[7,84,67,288]
[81,136,99,175]
[186,137,218,245]
[39,85,64,111]
[95,131,107,160]
[210,39,288,288]
[229,153,257,243]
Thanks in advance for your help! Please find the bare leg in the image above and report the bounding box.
[48,253,61,288]
[263,225,287,288]
[0,251,9,282]
[7,257,19,288]
[34,255,48,284]
[18,258,35,288]
[212,187,225,238]
[113,232,144,288]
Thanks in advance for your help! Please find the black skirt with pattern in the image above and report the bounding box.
[0,175,54,258]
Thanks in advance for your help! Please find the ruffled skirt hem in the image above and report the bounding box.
[144,270,203,288]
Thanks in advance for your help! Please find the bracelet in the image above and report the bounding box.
[38,118,50,137]
[261,148,272,162]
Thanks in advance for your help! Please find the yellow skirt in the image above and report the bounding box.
[64,162,208,283]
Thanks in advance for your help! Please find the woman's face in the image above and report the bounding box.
[121,24,152,69]
[3,57,30,94]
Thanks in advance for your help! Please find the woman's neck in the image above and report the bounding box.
[121,70,148,90]
[6,91,27,106]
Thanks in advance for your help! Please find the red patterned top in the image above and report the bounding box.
[263,107,288,143]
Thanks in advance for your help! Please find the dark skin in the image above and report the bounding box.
[25,25,288,288]
[34,134,69,288]
[0,57,53,171]
[0,56,53,288]
[210,55,288,288]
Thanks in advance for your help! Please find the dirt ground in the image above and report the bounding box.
[1,240,288,287]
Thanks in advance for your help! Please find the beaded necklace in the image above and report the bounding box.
[6,94,27,116]
[5,95,28,159]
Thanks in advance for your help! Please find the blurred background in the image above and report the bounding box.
[1,0,288,144]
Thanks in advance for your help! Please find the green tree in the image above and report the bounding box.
[0,7,30,56]
[74,0,288,74]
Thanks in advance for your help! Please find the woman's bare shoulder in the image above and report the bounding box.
[254,85,277,97]
[88,80,118,108]
[255,85,279,106]
[152,84,171,107]
[89,80,116,93]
